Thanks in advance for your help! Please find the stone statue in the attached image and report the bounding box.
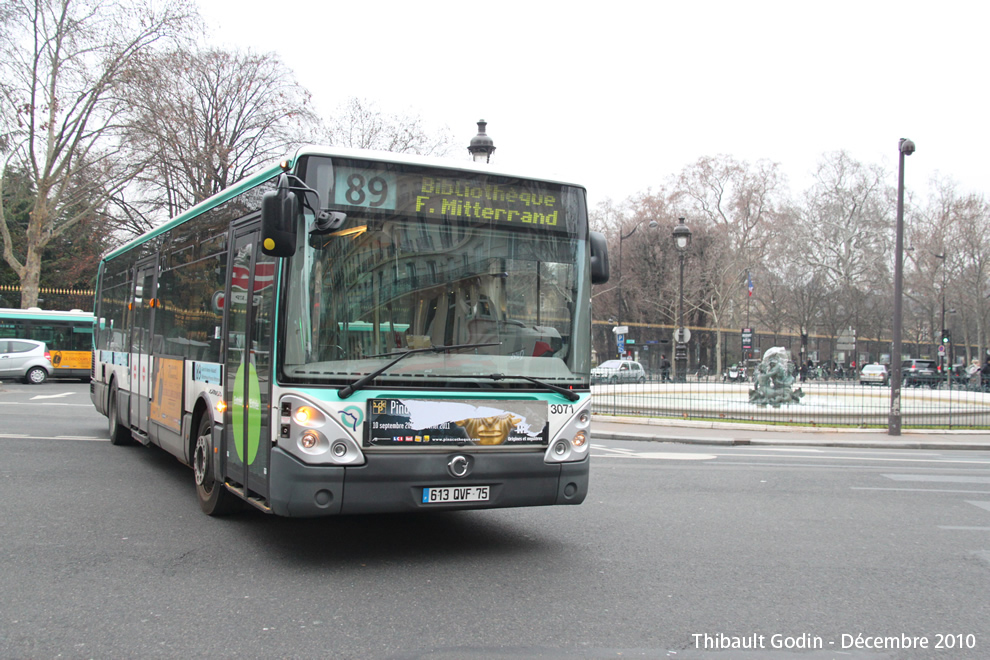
[749,347,804,407]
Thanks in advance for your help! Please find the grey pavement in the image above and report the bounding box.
[592,415,990,451]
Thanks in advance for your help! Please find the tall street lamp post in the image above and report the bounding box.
[935,252,951,386]
[616,220,657,357]
[673,217,692,382]
[888,138,916,436]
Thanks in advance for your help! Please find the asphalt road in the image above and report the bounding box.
[1,381,989,659]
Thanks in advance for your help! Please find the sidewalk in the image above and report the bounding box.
[592,415,990,451]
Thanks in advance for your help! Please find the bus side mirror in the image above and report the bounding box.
[590,231,610,284]
[261,173,298,257]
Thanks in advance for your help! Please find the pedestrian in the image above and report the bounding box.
[981,357,990,391]
[968,359,982,390]
[659,354,671,382]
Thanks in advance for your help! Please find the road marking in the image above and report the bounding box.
[965,500,990,513]
[30,392,75,400]
[939,526,990,531]
[0,433,105,441]
[750,447,943,457]
[852,487,990,495]
[0,401,92,406]
[884,474,990,483]
[745,447,825,453]
[592,450,716,461]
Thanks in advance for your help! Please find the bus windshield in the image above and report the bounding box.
[280,156,592,390]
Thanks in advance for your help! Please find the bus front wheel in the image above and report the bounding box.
[193,414,239,516]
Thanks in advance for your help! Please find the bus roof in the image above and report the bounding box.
[102,161,285,262]
[292,145,587,190]
[102,146,587,263]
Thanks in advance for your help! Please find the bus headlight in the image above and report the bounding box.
[544,401,591,464]
[301,431,320,450]
[298,430,325,454]
[277,394,366,466]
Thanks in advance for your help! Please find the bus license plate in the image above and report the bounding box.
[422,485,490,504]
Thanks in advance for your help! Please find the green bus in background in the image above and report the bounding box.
[0,307,95,380]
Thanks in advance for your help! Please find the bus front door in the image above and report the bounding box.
[130,260,157,434]
[222,223,275,501]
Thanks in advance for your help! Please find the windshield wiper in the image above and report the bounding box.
[444,373,581,402]
[337,342,501,399]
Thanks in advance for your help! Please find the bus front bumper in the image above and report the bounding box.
[268,448,588,517]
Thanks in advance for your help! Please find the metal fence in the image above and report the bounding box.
[590,371,990,429]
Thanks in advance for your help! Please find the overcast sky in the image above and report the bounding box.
[199,0,987,210]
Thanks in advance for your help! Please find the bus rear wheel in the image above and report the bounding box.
[108,383,132,445]
[193,414,240,516]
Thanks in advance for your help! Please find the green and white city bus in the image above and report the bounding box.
[90,146,610,516]
[0,307,95,380]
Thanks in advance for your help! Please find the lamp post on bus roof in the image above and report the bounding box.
[888,137,915,436]
[468,119,496,163]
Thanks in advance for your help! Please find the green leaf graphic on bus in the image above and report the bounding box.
[232,361,262,464]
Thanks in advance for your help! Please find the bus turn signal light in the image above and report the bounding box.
[294,406,316,424]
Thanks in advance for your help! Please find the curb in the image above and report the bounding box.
[594,430,990,451]
[592,416,990,451]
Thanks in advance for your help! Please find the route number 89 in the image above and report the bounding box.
[335,168,395,209]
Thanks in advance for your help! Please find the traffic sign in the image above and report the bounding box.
[937,345,946,355]
[674,327,691,343]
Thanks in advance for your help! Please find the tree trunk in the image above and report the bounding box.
[19,202,47,308]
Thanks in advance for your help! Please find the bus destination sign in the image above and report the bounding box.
[334,165,569,231]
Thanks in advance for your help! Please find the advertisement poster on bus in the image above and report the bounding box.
[365,398,548,447]
[149,357,184,433]
[50,350,91,371]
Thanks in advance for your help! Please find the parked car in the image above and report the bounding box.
[901,359,939,387]
[0,338,52,384]
[859,363,889,386]
[591,359,646,384]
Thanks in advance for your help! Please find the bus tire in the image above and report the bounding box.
[193,414,239,516]
[108,382,132,446]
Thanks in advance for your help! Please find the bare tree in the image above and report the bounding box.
[322,97,455,157]
[0,0,195,308]
[948,194,990,360]
[672,155,790,372]
[793,151,892,334]
[122,46,317,224]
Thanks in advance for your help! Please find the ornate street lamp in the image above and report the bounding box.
[467,119,496,163]
[889,137,915,436]
[672,217,692,381]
